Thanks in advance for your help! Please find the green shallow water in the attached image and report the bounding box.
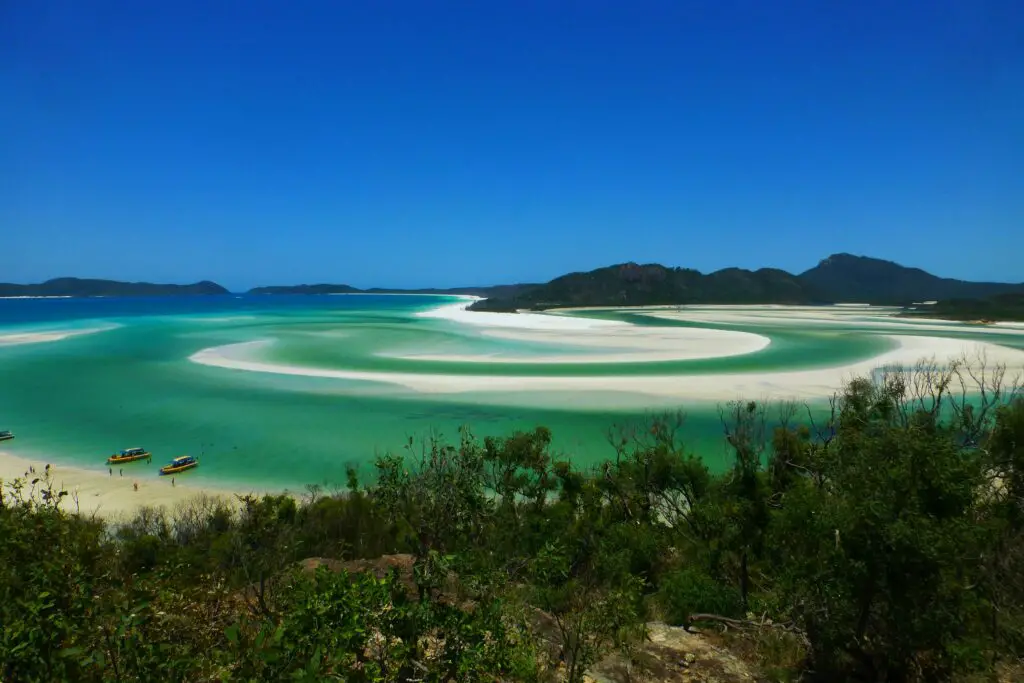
[1,295,1021,490]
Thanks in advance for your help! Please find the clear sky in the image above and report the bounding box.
[3,1,1022,290]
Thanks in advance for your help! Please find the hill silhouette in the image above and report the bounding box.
[800,253,1024,304]
[0,278,229,298]
[469,253,1024,311]
[248,283,538,298]
[248,284,361,295]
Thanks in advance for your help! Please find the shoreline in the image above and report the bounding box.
[330,292,481,298]
[6,300,1024,512]
[0,450,281,519]
[0,295,74,300]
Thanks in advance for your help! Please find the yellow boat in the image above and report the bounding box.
[107,447,151,465]
[159,455,198,475]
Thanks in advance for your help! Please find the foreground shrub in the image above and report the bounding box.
[658,566,743,626]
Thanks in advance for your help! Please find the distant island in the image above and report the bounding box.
[467,253,1024,313]
[0,277,229,298]
[9,255,1024,320]
[248,283,537,299]
[247,284,362,295]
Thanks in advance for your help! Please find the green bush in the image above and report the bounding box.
[3,380,1024,681]
[658,567,743,625]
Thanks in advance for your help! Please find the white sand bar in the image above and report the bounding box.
[640,306,1024,337]
[191,335,1024,402]
[402,300,770,363]
[190,303,1024,403]
[416,299,621,330]
[0,325,116,347]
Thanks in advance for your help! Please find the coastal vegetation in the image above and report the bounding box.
[3,360,1024,682]
[903,294,1024,323]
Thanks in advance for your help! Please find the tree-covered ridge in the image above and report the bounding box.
[0,277,229,298]
[472,263,811,311]
[904,293,1024,323]
[468,253,1024,312]
[801,253,1024,304]
[3,359,1023,681]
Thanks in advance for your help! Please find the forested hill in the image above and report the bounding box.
[471,264,810,311]
[0,278,229,298]
[905,293,1024,322]
[801,253,1024,304]
[469,253,1024,311]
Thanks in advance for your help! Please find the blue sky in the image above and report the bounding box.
[3,1,1022,290]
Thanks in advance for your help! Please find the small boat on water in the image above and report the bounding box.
[0,430,13,442]
[159,455,198,476]
[107,447,151,464]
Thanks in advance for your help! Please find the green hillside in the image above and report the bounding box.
[469,253,1024,312]
[0,278,229,298]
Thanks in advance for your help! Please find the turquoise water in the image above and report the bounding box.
[1,295,1020,490]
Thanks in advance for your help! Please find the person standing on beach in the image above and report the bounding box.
[119,468,123,477]
[108,467,112,476]
[171,477,175,487]
[133,481,138,492]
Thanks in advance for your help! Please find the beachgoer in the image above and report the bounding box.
[109,467,112,476]
[133,481,138,492]
[172,477,175,487]
[119,468,123,477]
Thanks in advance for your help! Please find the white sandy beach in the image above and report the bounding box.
[0,450,254,519]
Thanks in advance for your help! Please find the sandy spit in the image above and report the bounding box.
[0,325,117,347]
[401,301,771,363]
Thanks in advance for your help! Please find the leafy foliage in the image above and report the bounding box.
[2,364,1023,681]
[904,293,1024,322]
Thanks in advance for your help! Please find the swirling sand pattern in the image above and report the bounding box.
[1,294,1022,491]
